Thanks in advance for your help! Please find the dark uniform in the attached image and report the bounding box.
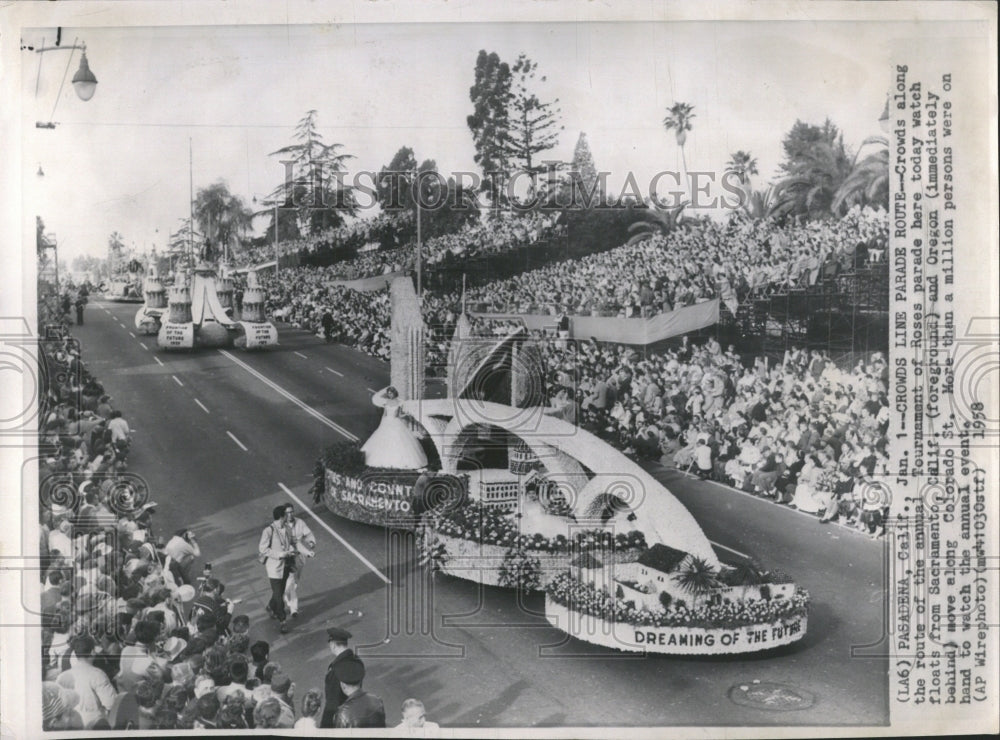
[320,627,363,728]
[332,657,385,729]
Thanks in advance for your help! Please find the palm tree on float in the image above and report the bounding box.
[662,101,696,184]
[728,559,764,601]
[671,555,720,610]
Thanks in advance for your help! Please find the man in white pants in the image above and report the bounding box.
[280,504,317,619]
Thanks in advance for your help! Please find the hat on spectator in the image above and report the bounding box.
[176,584,196,603]
[42,682,73,724]
[326,626,352,643]
[333,657,365,685]
[163,636,187,661]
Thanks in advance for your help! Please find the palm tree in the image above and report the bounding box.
[725,150,759,187]
[671,555,720,610]
[626,201,688,245]
[770,137,852,221]
[662,102,696,175]
[831,136,889,214]
[193,182,253,262]
[738,186,776,221]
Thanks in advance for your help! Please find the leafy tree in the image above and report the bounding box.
[725,150,759,187]
[37,216,51,260]
[671,555,720,610]
[507,53,563,179]
[662,101,696,174]
[467,51,513,209]
[377,146,419,211]
[778,118,841,173]
[268,110,356,236]
[832,136,889,214]
[193,181,253,260]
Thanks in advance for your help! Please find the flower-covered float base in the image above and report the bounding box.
[544,601,807,655]
[544,573,809,655]
[318,442,466,530]
[418,501,647,590]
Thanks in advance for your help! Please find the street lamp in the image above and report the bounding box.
[30,33,98,128]
[71,50,98,101]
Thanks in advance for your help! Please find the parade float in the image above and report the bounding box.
[134,265,167,335]
[156,243,278,351]
[316,277,809,655]
[104,259,144,303]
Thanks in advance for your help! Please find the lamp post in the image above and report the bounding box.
[30,33,98,128]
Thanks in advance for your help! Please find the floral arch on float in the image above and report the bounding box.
[315,277,809,655]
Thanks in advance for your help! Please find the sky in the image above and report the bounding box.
[20,20,910,265]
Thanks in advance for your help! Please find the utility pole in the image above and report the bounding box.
[189,137,194,270]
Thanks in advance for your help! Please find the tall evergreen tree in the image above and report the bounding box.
[564,131,604,207]
[467,51,513,209]
[267,110,356,236]
[507,54,563,178]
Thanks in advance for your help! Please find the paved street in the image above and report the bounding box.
[77,299,888,727]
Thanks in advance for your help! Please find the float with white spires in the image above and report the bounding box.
[314,277,809,655]
[156,242,278,350]
[134,264,168,335]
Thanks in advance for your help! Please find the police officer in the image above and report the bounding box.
[320,627,362,728]
[332,659,385,728]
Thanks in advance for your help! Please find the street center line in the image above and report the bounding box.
[194,399,210,414]
[172,375,184,387]
[325,366,344,377]
[129,332,136,338]
[154,356,164,366]
[278,482,390,584]
[226,431,248,451]
[709,540,751,560]
[294,351,308,359]
[218,350,359,441]
[140,342,148,350]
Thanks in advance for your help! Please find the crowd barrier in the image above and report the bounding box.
[471,299,720,345]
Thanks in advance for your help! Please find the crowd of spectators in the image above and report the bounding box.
[538,337,890,535]
[36,327,362,730]
[241,210,558,281]
[465,206,887,316]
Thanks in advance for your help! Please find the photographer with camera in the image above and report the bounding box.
[163,528,201,585]
[257,506,298,633]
